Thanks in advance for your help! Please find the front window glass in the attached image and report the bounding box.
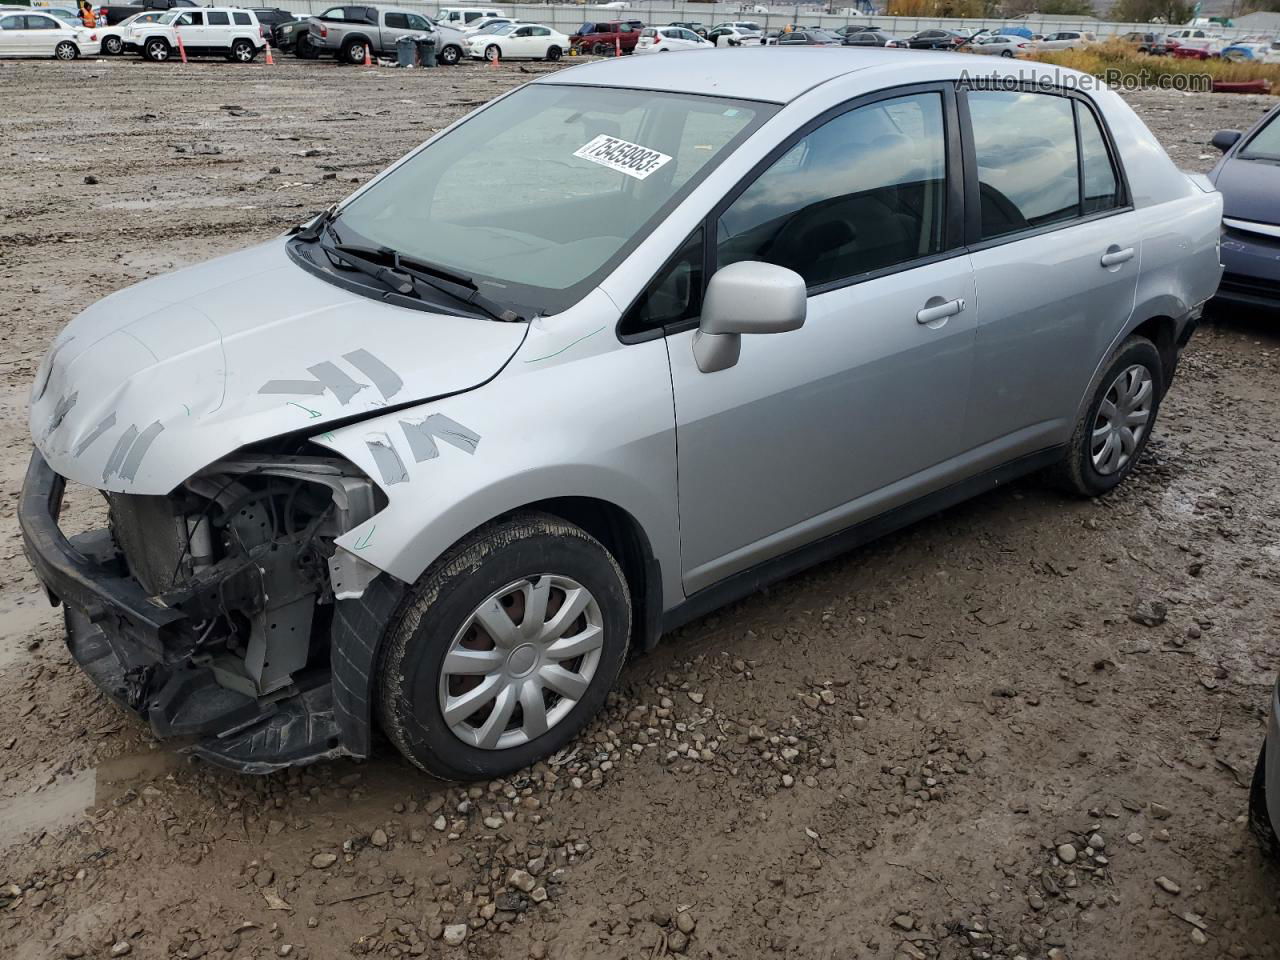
[1240,111,1280,160]
[717,92,948,288]
[331,84,771,317]
[968,91,1079,239]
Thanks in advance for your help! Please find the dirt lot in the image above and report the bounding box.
[1,58,1279,960]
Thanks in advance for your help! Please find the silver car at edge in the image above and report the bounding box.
[21,49,1222,779]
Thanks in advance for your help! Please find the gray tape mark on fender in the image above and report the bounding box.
[259,361,368,405]
[74,412,117,457]
[45,392,79,437]
[343,349,403,401]
[103,424,138,483]
[399,414,480,462]
[366,434,408,485]
[118,421,165,481]
[260,379,327,397]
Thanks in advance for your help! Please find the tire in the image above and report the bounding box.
[55,40,78,60]
[484,43,500,62]
[103,35,123,55]
[1000,49,1013,56]
[544,44,561,61]
[144,37,170,61]
[592,41,608,56]
[1049,335,1163,497]
[377,512,632,781]
[295,33,319,59]
[230,38,256,62]
[438,43,460,65]
[342,38,367,64]
[1252,743,1280,859]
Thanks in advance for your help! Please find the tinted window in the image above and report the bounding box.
[968,91,1079,240]
[385,12,407,27]
[1077,103,1119,213]
[233,11,251,24]
[625,228,704,331]
[29,15,58,28]
[0,15,21,28]
[717,92,949,288]
[207,11,229,25]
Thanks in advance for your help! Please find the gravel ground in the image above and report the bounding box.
[1,59,1279,960]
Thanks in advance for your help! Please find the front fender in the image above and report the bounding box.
[312,303,682,610]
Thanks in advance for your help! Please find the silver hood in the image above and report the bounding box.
[30,240,527,494]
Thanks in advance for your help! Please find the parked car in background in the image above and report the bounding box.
[841,29,896,47]
[963,32,1030,56]
[20,50,1222,782]
[249,7,296,46]
[1208,103,1280,309]
[436,6,504,30]
[310,7,465,65]
[571,19,642,55]
[775,28,841,45]
[462,15,511,33]
[1221,37,1279,63]
[98,0,195,27]
[1035,30,1097,50]
[1166,27,1224,55]
[126,7,265,61]
[0,9,99,57]
[668,20,706,37]
[892,28,967,49]
[710,20,762,35]
[636,24,712,52]
[1118,31,1176,55]
[99,7,162,52]
[466,21,567,60]
[707,23,759,47]
[832,23,874,37]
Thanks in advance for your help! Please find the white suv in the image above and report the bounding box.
[127,6,266,61]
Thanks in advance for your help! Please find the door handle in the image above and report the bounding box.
[916,297,965,325]
[1100,246,1135,267]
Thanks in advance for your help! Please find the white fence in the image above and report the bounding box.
[266,1,1256,40]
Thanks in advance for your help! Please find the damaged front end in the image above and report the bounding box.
[20,449,394,773]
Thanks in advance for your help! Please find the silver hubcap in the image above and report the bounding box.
[235,44,250,60]
[1091,364,1152,476]
[57,43,74,58]
[439,575,604,750]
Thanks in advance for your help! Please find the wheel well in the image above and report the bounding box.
[518,497,663,654]
[1131,315,1176,389]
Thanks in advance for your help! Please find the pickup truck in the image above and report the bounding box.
[570,19,643,55]
[308,5,467,64]
[97,0,196,27]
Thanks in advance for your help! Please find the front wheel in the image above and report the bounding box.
[295,33,319,59]
[144,37,170,61]
[55,40,78,60]
[377,512,632,781]
[544,44,561,61]
[103,34,123,55]
[484,43,500,61]
[437,42,460,64]
[591,41,609,56]
[230,38,256,62]
[1049,335,1163,497]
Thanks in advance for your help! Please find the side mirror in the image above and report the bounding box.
[1211,129,1242,153]
[693,261,806,373]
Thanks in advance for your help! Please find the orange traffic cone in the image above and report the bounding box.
[263,38,274,64]
[614,36,621,57]
[488,49,499,68]
[363,43,372,66]
[175,25,188,63]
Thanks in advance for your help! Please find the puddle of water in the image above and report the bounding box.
[0,768,95,846]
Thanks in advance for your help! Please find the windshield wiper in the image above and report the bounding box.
[328,242,524,323]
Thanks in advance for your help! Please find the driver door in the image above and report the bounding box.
[660,87,978,594]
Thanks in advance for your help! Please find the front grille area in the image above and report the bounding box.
[105,493,187,595]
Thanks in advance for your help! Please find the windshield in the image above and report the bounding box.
[331,84,772,317]
[1240,111,1280,161]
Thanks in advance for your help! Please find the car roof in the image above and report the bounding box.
[539,47,1080,105]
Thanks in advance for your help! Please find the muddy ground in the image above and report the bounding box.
[1,58,1279,960]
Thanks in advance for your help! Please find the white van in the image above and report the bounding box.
[437,6,505,29]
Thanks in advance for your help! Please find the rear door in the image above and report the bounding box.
[960,86,1139,461]
[664,86,977,593]
[26,13,62,55]
[204,9,232,49]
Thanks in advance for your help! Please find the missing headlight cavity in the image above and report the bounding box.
[107,454,381,699]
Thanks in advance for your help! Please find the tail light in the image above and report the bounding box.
[319,25,327,37]
[90,31,97,39]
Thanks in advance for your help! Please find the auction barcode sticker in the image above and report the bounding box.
[573,135,672,181]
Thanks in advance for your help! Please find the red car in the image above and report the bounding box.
[571,19,642,55]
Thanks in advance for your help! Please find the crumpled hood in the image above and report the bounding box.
[1211,156,1280,224]
[30,239,526,494]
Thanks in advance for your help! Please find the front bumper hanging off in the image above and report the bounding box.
[18,449,361,773]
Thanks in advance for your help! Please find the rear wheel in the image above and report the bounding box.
[103,34,123,55]
[342,38,368,64]
[1252,743,1280,859]
[1000,48,1013,57]
[544,44,561,61]
[144,37,170,61]
[1049,335,1163,497]
[377,512,631,781]
[592,41,608,55]
[230,38,256,62]
[55,40,78,60]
